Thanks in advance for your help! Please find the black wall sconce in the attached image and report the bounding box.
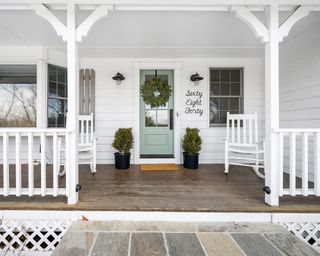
[190,73,203,86]
[112,72,125,85]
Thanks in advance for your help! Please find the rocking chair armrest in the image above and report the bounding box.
[257,139,265,145]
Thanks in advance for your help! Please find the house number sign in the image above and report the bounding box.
[185,90,204,116]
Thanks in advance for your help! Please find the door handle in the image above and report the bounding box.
[170,109,174,130]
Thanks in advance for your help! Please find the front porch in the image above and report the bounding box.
[1,164,319,212]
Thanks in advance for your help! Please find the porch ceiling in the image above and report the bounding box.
[0,8,319,58]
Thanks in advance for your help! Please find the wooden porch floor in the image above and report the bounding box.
[0,164,320,212]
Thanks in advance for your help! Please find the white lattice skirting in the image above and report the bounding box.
[279,222,320,252]
[0,219,71,254]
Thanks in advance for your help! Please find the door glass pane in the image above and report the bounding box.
[145,110,156,127]
[157,110,168,127]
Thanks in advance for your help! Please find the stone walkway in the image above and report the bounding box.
[53,221,320,256]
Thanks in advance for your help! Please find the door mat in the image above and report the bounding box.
[140,164,180,171]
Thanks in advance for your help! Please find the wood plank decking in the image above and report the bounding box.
[0,164,320,212]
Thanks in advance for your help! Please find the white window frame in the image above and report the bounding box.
[209,67,244,127]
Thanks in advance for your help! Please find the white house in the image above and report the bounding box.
[0,0,319,209]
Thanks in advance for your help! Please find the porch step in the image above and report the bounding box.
[52,221,319,256]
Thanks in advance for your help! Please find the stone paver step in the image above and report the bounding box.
[52,221,320,256]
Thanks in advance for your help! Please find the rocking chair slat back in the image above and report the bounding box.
[226,112,258,146]
[79,113,93,145]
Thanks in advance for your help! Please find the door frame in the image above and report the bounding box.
[133,62,181,164]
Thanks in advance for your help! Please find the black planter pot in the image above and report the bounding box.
[114,152,131,169]
[183,152,199,169]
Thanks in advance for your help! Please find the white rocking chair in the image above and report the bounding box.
[224,112,265,179]
[58,113,97,176]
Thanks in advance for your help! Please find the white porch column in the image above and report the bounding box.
[264,4,280,206]
[36,47,48,129]
[66,3,79,204]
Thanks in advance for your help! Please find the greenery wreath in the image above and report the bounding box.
[140,77,172,108]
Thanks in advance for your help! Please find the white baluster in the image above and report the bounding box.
[237,118,240,143]
[3,133,9,196]
[41,132,46,196]
[314,132,320,196]
[15,132,21,196]
[65,133,70,196]
[301,133,309,196]
[80,120,84,144]
[243,118,247,144]
[278,133,284,196]
[53,133,58,196]
[290,132,296,196]
[86,120,89,143]
[231,119,235,143]
[249,118,252,144]
[28,132,34,196]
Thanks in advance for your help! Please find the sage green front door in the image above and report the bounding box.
[140,70,174,157]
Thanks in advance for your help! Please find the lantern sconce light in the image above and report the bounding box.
[190,73,203,86]
[112,72,125,85]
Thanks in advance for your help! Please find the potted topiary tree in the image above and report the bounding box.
[112,128,134,169]
[182,127,202,169]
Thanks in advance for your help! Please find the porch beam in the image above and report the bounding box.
[264,4,280,206]
[3,0,320,6]
[76,4,113,41]
[66,3,79,205]
[230,5,269,43]
[278,5,312,42]
[30,4,67,41]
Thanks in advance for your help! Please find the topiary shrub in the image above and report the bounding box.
[182,127,202,155]
[112,128,134,155]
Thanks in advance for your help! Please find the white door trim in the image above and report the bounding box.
[133,61,182,164]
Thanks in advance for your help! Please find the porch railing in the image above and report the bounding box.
[0,128,70,197]
[274,129,320,197]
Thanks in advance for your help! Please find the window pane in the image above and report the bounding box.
[157,110,168,127]
[48,82,57,97]
[231,83,241,96]
[145,110,156,127]
[58,84,66,97]
[220,111,227,124]
[230,98,240,111]
[48,98,67,127]
[231,70,240,82]
[211,70,219,82]
[221,83,230,95]
[211,83,220,96]
[0,65,36,127]
[220,70,230,82]
[220,98,229,111]
[48,67,57,81]
[48,65,68,128]
[58,69,66,83]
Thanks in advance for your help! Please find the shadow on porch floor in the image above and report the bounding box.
[0,164,320,212]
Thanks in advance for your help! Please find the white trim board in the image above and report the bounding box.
[133,62,182,165]
[1,210,320,223]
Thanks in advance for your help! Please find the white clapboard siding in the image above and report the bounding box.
[279,22,320,181]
